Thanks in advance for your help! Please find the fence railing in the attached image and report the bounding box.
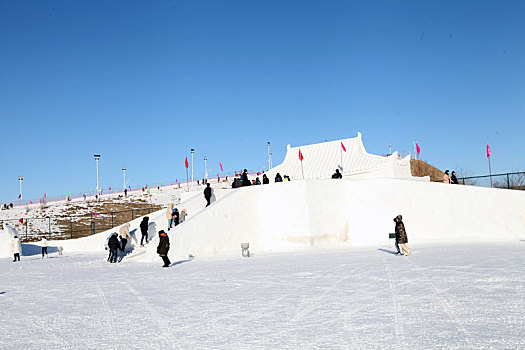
[432,171,525,190]
[0,206,163,242]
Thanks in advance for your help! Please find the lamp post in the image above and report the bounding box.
[191,148,194,184]
[94,154,101,196]
[204,156,208,183]
[18,176,23,202]
[122,166,126,191]
[267,142,271,170]
[389,143,392,155]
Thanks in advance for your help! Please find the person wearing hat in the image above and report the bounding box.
[393,215,411,256]
[157,230,171,267]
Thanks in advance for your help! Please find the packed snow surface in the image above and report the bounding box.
[1,242,524,349]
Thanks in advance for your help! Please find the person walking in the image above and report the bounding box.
[107,233,120,263]
[119,223,131,252]
[443,170,451,184]
[140,216,149,246]
[12,235,21,262]
[204,183,212,207]
[262,174,269,184]
[180,209,187,223]
[157,230,171,267]
[450,171,459,184]
[166,203,174,230]
[394,215,411,256]
[41,236,48,258]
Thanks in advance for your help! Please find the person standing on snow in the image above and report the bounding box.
[204,184,212,207]
[157,230,171,267]
[180,209,187,223]
[12,235,21,262]
[262,174,269,184]
[140,216,149,246]
[450,171,459,184]
[119,223,131,252]
[332,169,343,179]
[172,208,180,226]
[107,233,120,263]
[166,203,174,229]
[41,236,48,258]
[242,169,251,187]
[394,215,411,256]
[443,170,451,184]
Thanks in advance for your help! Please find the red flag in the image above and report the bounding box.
[19,218,23,224]
[109,186,111,191]
[30,201,33,204]
[416,143,421,156]
[487,144,491,158]
[44,193,46,198]
[185,156,189,168]
[95,211,98,218]
[298,149,304,161]
[18,194,21,199]
[341,142,346,152]
[176,179,178,183]
[219,162,223,172]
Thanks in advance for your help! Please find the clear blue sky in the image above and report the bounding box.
[1,0,524,201]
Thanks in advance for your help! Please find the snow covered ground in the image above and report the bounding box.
[1,242,524,349]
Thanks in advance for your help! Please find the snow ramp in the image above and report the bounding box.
[136,178,525,262]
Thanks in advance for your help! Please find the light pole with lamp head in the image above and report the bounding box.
[18,176,23,202]
[204,156,208,184]
[122,166,126,192]
[94,155,101,197]
[191,148,194,185]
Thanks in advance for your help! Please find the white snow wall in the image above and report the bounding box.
[139,178,525,262]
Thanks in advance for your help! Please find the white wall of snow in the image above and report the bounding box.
[135,178,525,262]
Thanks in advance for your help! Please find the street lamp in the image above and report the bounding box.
[191,148,194,184]
[389,143,392,155]
[122,166,126,191]
[94,154,101,196]
[204,156,208,183]
[267,142,271,170]
[18,176,23,201]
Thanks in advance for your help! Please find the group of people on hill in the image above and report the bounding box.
[443,170,459,184]
[2,203,14,210]
[166,203,187,228]
[234,169,292,188]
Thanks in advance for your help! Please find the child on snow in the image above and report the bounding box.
[157,230,171,267]
[41,236,48,258]
[12,235,21,262]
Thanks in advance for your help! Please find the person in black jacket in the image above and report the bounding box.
[242,169,251,186]
[204,183,212,207]
[262,174,269,184]
[157,230,171,267]
[140,216,149,246]
[394,215,411,256]
[107,233,120,263]
[332,169,342,179]
[450,171,459,184]
[173,208,180,226]
[275,173,283,183]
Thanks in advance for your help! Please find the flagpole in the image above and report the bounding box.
[488,157,492,188]
[340,148,343,173]
[186,168,189,192]
[301,162,304,180]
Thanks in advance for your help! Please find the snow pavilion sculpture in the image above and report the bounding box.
[264,132,413,180]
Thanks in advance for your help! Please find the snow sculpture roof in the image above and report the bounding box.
[265,132,412,180]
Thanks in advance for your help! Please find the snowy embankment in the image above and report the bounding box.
[138,178,525,262]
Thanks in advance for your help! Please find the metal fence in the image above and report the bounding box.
[0,206,162,242]
[432,171,525,190]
